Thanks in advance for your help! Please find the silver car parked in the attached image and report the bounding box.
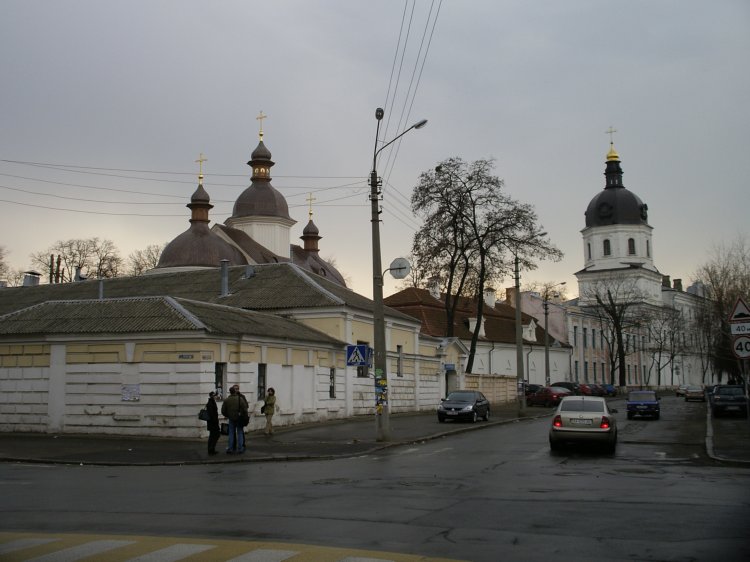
[549,396,618,453]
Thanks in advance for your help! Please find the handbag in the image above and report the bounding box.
[238,412,250,427]
[220,422,229,435]
[198,408,210,422]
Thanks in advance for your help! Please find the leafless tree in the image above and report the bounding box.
[644,306,683,387]
[127,244,166,276]
[30,237,123,282]
[581,276,647,387]
[411,157,562,372]
[693,235,750,381]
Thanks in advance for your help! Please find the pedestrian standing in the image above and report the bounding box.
[205,391,220,455]
[263,387,277,436]
[221,386,248,454]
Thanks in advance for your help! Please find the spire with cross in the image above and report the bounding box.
[256,110,267,140]
[605,126,620,161]
[195,153,207,185]
[306,192,316,220]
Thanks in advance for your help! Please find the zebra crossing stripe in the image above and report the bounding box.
[0,538,59,555]
[125,543,217,561]
[26,539,134,561]
[225,549,300,562]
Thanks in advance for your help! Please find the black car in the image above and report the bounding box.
[711,385,748,417]
[551,381,581,395]
[437,390,491,423]
[524,383,543,396]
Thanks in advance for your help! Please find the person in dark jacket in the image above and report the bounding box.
[221,386,248,454]
[205,391,220,455]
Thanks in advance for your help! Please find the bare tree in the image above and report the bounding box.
[411,157,562,372]
[644,306,683,387]
[30,238,123,282]
[0,246,24,286]
[581,276,647,387]
[127,244,166,276]
[693,235,750,381]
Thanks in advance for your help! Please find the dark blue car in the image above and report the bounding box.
[626,390,660,420]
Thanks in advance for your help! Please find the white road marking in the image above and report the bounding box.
[126,543,216,561]
[27,539,134,561]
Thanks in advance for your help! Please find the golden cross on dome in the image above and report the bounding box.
[605,126,617,144]
[256,110,267,140]
[195,153,207,184]
[306,192,316,219]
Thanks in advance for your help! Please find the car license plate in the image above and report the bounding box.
[637,405,648,409]
[447,411,457,415]
[726,406,739,411]
[570,418,592,425]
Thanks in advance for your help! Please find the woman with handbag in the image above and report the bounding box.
[263,387,277,436]
[205,391,220,455]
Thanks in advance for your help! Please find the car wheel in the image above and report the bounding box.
[606,437,617,454]
[549,438,562,452]
[470,411,478,423]
[484,409,490,421]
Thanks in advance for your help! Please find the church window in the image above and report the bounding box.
[583,327,588,348]
[356,340,369,377]
[603,239,611,256]
[646,240,651,257]
[587,243,591,260]
[628,238,636,255]
[397,345,403,377]
[573,326,578,346]
[329,367,336,398]
[257,363,267,399]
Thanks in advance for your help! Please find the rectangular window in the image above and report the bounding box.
[329,367,336,399]
[214,363,227,400]
[257,363,267,399]
[397,345,403,377]
[584,361,589,382]
[592,329,596,349]
[574,360,579,380]
[573,326,578,346]
[583,328,588,349]
[600,331,604,349]
[593,361,597,380]
[356,340,370,378]
[602,363,605,382]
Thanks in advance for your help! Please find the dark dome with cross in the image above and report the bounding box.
[585,144,649,228]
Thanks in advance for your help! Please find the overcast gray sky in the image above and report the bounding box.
[1,0,748,298]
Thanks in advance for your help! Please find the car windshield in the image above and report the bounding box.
[446,392,475,401]
[687,386,702,391]
[560,399,604,413]
[629,391,656,401]
[716,387,743,396]
[549,387,568,393]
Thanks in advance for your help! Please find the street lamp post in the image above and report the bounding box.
[543,282,566,387]
[513,254,526,415]
[370,108,427,442]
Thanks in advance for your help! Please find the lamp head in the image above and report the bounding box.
[375,108,384,121]
[413,119,428,129]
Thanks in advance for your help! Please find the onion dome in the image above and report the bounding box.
[157,161,247,269]
[584,143,649,227]
[231,133,292,221]
[301,219,321,253]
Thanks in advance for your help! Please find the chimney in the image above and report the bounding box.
[505,286,517,308]
[483,286,497,308]
[662,275,671,288]
[22,271,41,287]
[673,278,683,292]
[220,259,229,297]
[428,277,441,300]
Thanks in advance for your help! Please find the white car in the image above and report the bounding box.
[549,396,618,453]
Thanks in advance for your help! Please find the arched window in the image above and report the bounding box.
[603,239,611,256]
[628,238,636,255]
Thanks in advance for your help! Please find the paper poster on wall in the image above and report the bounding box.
[121,384,141,401]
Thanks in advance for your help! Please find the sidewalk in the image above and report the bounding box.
[0,401,747,466]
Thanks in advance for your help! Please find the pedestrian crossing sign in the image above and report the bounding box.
[346,344,370,366]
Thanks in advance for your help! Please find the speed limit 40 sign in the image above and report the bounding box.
[732,336,750,359]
